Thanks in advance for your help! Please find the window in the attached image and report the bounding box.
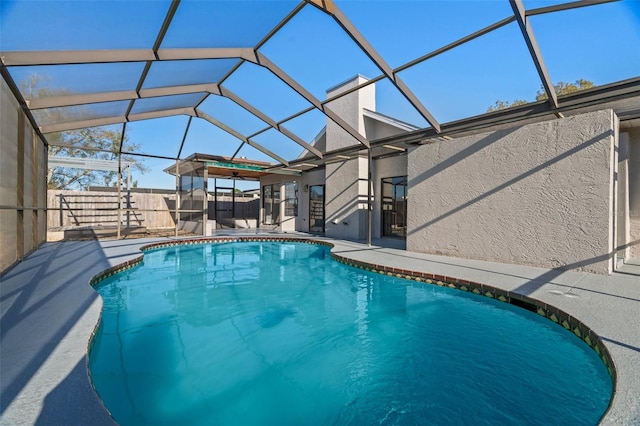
[284,181,298,217]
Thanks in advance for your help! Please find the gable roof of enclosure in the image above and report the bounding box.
[1,0,639,173]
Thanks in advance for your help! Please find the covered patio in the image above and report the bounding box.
[2,0,640,424]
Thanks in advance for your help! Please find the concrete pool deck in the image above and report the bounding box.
[1,233,638,425]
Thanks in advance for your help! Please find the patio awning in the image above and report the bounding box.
[163,153,299,181]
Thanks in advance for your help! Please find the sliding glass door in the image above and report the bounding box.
[262,184,280,225]
[381,176,407,238]
[309,185,325,234]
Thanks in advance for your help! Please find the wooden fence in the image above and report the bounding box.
[47,189,259,230]
[47,190,176,229]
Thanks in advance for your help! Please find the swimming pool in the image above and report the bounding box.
[89,240,612,425]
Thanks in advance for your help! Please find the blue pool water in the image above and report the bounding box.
[89,241,612,425]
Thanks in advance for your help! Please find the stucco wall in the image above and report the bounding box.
[323,76,373,240]
[407,109,616,274]
[325,75,374,152]
[325,157,368,240]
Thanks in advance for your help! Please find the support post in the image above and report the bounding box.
[214,178,218,225]
[126,165,131,228]
[232,179,236,228]
[117,155,122,239]
[618,132,631,263]
[367,148,372,247]
[175,159,180,237]
[59,193,63,227]
[203,163,208,236]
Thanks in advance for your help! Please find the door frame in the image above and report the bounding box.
[308,184,325,234]
[381,176,407,238]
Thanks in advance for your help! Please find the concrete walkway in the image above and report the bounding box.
[1,234,638,425]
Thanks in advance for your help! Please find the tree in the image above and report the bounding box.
[487,99,528,112]
[535,79,594,101]
[47,128,148,189]
[22,75,148,190]
[487,79,595,112]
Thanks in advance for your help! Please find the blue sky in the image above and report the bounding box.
[1,0,639,190]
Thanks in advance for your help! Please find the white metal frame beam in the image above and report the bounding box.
[510,0,559,110]
[27,84,217,110]
[48,155,134,171]
[40,107,196,133]
[195,110,289,166]
[1,49,156,66]
[219,87,323,158]
[526,0,618,16]
[176,116,193,159]
[1,48,256,67]
[305,0,442,133]
[252,52,370,148]
[0,0,629,166]
[122,0,181,143]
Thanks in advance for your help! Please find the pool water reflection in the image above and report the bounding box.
[89,241,612,425]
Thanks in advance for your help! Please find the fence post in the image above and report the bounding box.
[126,165,131,228]
[59,193,63,227]
[126,191,131,229]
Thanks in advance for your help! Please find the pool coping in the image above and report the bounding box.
[2,235,638,424]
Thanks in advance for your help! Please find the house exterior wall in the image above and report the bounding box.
[407,109,617,274]
[265,76,632,274]
[323,76,373,240]
[1,77,48,273]
[325,75,374,152]
[325,157,369,240]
